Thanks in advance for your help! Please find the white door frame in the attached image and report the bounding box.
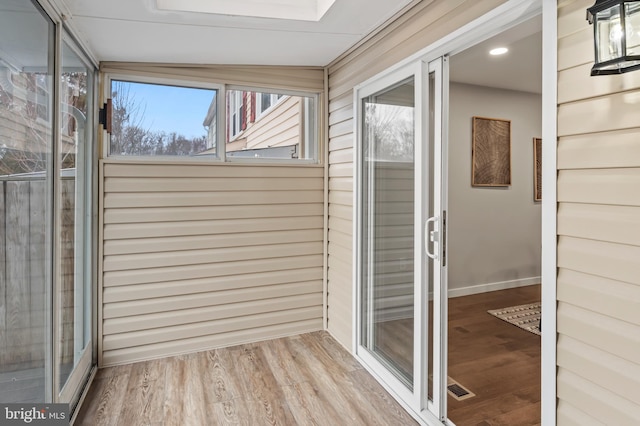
[351,0,557,424]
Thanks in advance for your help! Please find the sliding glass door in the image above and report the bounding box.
[356,57,447,423]
[0,0,95,409]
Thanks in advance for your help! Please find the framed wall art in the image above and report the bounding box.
[471,116,511,187]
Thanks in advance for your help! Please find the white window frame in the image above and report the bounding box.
[103,75,321,164]
[103,73,224,162]
[256,92,285,118]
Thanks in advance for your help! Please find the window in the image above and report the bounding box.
[257,92,283,117]
[109,79,219,157]
[226,88,317,161]
[106,77,319,162]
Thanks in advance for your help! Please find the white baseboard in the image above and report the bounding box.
[448,276,541,299]
[372,276,541,322]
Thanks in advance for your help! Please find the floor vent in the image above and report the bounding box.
[447,377,475,401]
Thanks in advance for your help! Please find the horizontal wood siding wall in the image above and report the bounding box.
[557,1,640,423]
[326,0,506,350]
[100,162,324,366]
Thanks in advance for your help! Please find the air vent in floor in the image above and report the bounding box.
[447,377,475,401]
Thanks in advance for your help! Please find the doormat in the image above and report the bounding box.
[488,302,541,336]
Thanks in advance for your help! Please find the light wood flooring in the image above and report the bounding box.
[76,286,540,426]
[75,331,418,426]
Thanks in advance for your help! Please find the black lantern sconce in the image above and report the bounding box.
[587,0,640,75]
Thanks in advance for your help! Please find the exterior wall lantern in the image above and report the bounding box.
[587,0,640,75]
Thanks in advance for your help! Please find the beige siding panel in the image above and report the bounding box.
[327,217,352,236]
[103,306,322,351]
[104,190,323,208]
[104,293,320,335]
[104,267,323,303]
[558,169,640,206]
[328,190,353,207]
[558,269,639,325]
[104,216,323,240]
[101,162,324,364]
[328,177,353,192]
[558,236,640,286]
[100,63,324,92]
[558,92,640,137]
[557,369,640,425]
[105,203,322,225]
[105,229,323,255]
[557,0,640,422]
[102,319,321,366]
[328,163,353,178]
[104,281,320,318]
[328,204,351,221]
[557,400,605,426]
[558,203,640,246]
[557,302,639,364]
[329,133,355,151]
[558,334,640,406]
[328,118,353,139]
[558,0,594,40]
[558,129,640,169]
[557,27,592,72]
[329,104,353,126]
[104,242,323,271]
[558,62,640,104]
[104,176,322,192]
[328,148,353,165]
[104,255,324,287]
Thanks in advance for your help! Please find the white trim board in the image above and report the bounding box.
[448,277,541,299]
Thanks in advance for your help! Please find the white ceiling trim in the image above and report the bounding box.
[156,0,336,21]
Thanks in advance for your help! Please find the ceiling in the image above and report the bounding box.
[58,0,415,66]
[450,15,542,94]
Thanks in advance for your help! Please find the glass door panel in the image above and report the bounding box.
[360,76,416,387]
[58,37,93,400]
[0,0,54,404]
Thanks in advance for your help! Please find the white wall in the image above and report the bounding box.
[448,82,541,293]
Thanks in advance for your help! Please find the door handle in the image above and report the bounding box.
[425,216,438,260]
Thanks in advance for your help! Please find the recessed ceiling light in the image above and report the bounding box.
[489,47,509,56]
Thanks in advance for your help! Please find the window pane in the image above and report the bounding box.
[226,89,317,160]
[109,80,217,157]
[0,0,54,403]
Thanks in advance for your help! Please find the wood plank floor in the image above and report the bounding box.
[75,331,418,426]
[448,285,541,426]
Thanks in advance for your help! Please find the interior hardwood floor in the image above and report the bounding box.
[447,285,541,426]
[75,331,418,426]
